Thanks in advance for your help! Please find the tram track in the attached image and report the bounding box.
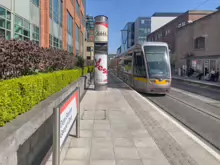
[143,92,220,151]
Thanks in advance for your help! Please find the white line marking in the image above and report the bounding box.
[133,90,220,161]
[112,73,220,161]
[171,87,219,104]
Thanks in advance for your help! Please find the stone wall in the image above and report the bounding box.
[0,73,93,165]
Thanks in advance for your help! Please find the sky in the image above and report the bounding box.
[86,0,220,54]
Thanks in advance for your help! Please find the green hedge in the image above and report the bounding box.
[0,66,94,126]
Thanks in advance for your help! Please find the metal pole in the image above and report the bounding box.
[52,108,60,165]
[11,0,15,39]
[76,88,80,138]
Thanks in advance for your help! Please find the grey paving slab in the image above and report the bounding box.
[137,147,167,160]
[142,159,170,165]
[90,147,114,160]
[113,138,134,147]
[90,160,116,165]
[80,120,94,130]
[70,138,91,148]
[62,160,89,165]
[111,130,131,138]
[65,148,90,160]
[94,123,111,130]
[80,130,93,138]
[93,130,111,138]
[116,160,143,165]
[134,137,157,148]
[92,138,113,148]
[114,147,140,159]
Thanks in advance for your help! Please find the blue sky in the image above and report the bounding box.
[86,0,220,54]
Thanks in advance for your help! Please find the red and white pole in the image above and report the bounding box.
[94,15,108,90]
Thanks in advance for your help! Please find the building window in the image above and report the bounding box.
[50,0,52,18]
[141,20,145,24]
[194,37,205,49]
[0,7,11,40]
[32,0,39,7]
[68,45,73,53]
[76,24,80,55]
[81,31,83,54]
[67,12,73,53]
[76,0,80,17]
[14,15,30,41]
[49,34,53,47]
[177,23,182,28]
[32,25,39,44]
[50,34,62,49]
[182,21,186,26]
[87,47,91,52]
[53,36,59,48]
[53,0,59,24]
[165,29,171,36]
[67,12,73,35]
[50,0,62,27]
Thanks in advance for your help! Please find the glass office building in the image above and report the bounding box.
[0,0,86,55]
[134,17,151,44]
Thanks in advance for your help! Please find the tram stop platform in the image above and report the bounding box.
[46,72,220,165]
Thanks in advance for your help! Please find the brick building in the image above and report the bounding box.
[147,10,213,54]
[175,10,220,73]
[85,15,94,60]
[0,0,86,56]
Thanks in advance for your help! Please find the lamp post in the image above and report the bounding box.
[90,46,94,60]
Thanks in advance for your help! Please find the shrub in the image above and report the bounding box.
[76,56,85,68]
[0,39,80,80]
[0,66,94,126]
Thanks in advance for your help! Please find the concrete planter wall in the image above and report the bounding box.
[0,73,93,165]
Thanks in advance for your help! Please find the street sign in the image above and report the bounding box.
[52,87,80,165]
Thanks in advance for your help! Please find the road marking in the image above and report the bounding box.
[171,87,219,104]
[133,90,220,161]
[113,73,220,161]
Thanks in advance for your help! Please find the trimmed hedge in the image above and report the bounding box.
[0,66,94,126]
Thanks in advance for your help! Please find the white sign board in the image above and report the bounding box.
[95,22,108,42]
[95,54,108,84]
[59,91,78,147]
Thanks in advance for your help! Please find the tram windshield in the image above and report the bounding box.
[144,46,170,79]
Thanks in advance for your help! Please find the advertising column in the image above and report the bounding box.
[94,15,109,90]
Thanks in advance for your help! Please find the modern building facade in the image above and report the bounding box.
[151,12,182,33]
[175,9,220,73]
[147,10,213,54]
[134,17,151,44]
[85,15,94,59]
[0,0,86,56]
[121,22,134,52]
[117,46,121,56]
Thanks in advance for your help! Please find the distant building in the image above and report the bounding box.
[151,12,182,33]
[175,9,220,73]
[134,17,151,45]
[117,46,122,56]
[147,10,214,54]
[121,22,134,52]
[85,15,95,60]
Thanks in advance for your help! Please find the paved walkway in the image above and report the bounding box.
[172,75,220,87]
[48,72,220,165]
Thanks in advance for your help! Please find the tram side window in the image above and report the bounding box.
[133,52,146,77]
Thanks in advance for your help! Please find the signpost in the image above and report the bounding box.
[52,87,80,165]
